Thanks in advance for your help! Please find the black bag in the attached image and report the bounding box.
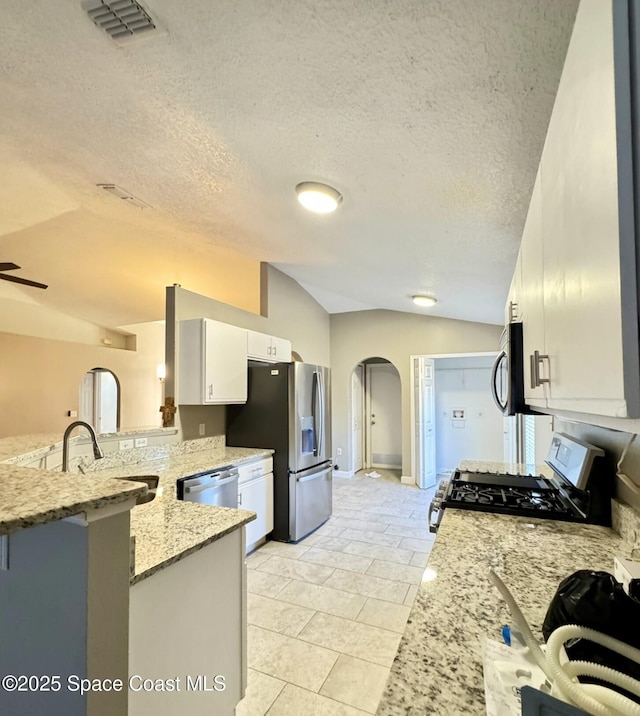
[542,570,640,689]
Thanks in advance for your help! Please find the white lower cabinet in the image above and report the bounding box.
[239,473,274,551]
[129,528,246,716]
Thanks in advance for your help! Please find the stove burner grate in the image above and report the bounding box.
[446,481,571,516]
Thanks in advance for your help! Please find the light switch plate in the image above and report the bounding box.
[119,439,134,450]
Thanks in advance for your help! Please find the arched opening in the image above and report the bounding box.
[349,357,402,480]
[79,367,121,434]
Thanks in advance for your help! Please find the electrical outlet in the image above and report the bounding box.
[337,447,342,456]
[199,423,206,436]
[119,439,134,450]
[134,437,148,448]
[67,410,78,418]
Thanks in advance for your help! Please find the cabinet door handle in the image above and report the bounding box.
[0,535,9,571]
[531,351,550,387]
[208,384,214,399]
[238,492,242,505]
[530,354,537,389]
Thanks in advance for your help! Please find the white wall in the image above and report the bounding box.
[167,265,330,439]
[434,355,504,473]
[330,310,504,478]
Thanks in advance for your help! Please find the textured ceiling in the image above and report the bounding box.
[0,0,578,327]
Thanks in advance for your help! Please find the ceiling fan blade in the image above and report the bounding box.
[0,263,20,272]
[0,274,48,290]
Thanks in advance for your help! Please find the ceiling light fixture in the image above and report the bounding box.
[295,182,342,214]
[413,295,438,308]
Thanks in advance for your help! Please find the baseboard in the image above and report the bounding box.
[372,463,402,470]
[334,469,355,478]
[401,475,415,485]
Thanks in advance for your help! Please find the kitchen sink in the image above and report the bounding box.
[116,476,159,505]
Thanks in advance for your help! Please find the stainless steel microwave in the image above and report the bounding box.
[490,322,532,416]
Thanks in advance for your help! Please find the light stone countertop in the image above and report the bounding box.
[0,463,147,536]
[377,459,637,715]
[90,445,273,584]
[0,434,273,583]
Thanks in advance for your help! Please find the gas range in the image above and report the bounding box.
[428,470,587,533]
[428,434,610,533]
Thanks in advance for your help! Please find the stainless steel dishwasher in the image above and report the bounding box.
[176,466,239,508]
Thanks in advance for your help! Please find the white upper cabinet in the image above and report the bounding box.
[519,170,547,409]
[247,330,291,363]
[505,248,522,326]
[515,0,640,418]
[179,318,248,405]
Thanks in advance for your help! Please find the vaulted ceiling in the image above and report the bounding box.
[0,0,578,327]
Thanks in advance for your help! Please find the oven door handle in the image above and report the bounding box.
[491,349,507,413]
[428,498,444,534]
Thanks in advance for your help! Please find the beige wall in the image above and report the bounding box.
[0,295,130,348]
[330,310,503,479]
[169,265,330,438]
[0,323,165,438]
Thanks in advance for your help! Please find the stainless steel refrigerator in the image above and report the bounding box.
[226,362,331,542]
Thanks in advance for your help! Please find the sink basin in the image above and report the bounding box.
[116,476,159,505]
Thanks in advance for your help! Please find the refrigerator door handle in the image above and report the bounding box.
[318,372,325,459]
[298,470,327,483]
[312,371,319,456]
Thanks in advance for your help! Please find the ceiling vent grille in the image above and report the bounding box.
[82,0,160,43]
[98,184,152,209]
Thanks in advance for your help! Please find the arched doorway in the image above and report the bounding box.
[350,357,402,478]
[79,367,121,434]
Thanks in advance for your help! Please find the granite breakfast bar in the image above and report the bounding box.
[0,435,272,716]
[0,462,148,716]
[377,461,640,716]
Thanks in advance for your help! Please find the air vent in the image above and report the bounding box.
[82,0,161,43]
[98,184,152,209]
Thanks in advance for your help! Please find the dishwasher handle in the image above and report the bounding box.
[184,470,238,494]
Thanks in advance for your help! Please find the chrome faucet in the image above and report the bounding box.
[62,421,104,472]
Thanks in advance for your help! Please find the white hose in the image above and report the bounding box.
[546,625,640,716]
[562,660,640,699]
[487,568,552,678]
[488,569,640,716]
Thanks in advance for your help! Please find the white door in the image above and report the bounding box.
[415,357,436,489]
[96,370,118,433]
[79,372,94,424]
[351,365,364,473]
[366,363,402,470]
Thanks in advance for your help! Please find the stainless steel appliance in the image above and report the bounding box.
[491,322,532,416]
[176,465,239,508]
[226,362,331,542]
[429,433,608,532]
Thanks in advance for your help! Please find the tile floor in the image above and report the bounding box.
[236,469,436,715]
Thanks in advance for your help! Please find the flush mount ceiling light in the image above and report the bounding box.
[295,182,342,214]
[413,295,438,308]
